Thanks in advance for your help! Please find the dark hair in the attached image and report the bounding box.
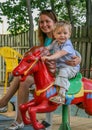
[39,10,58,22]
[38,10,58,46]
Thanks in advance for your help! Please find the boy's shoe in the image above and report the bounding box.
[49,95,65,104]
[6,121,24,130]
[0,106,8,113]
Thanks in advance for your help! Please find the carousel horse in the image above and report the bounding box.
[13,46,92,130]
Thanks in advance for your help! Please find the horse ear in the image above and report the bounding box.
[40,47,50,57]
[29,46,44,53]
[24,46,41,57]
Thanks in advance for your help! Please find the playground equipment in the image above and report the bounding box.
[0,47,22,93]
[13,46,92,130]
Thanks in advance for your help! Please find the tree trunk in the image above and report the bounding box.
[66,0,74,26]
[50,0,55,12]
[86,0,92,37]
[26,0,34,47]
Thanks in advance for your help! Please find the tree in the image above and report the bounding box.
[0,0,86,35]
[0,0,30,35]
[26,0,34,47]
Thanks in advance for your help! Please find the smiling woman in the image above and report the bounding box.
[0,9,59,130]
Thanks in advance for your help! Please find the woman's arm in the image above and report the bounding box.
[65,50,81,66]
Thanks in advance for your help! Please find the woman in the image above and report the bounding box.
[0,10,81,130]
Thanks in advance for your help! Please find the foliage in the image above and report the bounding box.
[0,0,86,34]
[0,0,29,35]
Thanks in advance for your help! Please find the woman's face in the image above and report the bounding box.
[39,14,55,34]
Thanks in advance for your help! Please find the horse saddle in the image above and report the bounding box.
[46,73,82,98]
[66,73,82,95]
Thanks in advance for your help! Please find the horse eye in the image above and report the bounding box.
[27,60,31,63]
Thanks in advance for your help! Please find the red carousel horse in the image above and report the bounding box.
[13,46,92,130]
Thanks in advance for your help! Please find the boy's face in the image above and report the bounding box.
[53,26,71,44]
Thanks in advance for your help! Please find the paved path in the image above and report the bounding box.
[0,111,92,130]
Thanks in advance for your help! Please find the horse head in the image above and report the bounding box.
[13,46,56,90]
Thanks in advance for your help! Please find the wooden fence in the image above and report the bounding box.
[0,31,38,54]
[0,26,92,84]
[0,31,39,83]
[71,26,92,78]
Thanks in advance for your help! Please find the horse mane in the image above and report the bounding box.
[24,46,46,57]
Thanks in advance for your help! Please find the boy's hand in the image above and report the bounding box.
[41,56,47,61]
[41,56,49,61]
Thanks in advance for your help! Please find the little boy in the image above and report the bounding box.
[42,20,80,104]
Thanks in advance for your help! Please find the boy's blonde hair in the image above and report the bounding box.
[53,20,72,34]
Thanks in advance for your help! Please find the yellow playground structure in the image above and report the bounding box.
[0,47,22,94]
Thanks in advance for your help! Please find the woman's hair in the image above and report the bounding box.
[38,10,58,46]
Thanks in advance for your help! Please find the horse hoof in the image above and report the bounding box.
[41,120,51,128]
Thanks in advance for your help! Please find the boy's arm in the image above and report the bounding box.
[42,50,68,61]
[45,40,56,50]
[45,45,51,50]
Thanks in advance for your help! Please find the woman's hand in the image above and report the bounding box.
[45,59,56,76]
[65,56,81,66]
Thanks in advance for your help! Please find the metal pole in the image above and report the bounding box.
[59,105,71,130]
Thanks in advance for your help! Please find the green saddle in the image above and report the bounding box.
[66,73,82,95]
